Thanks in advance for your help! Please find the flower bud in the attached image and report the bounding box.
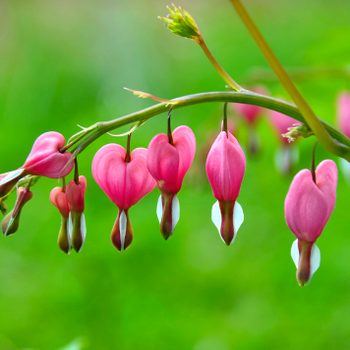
[66,176,87,252]
[50,187,70,253]
[2,187,33,236]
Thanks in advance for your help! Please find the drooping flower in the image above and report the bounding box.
[269,110,300,174]
[2,187,33,236]
[284,160,337,286]
[50,186,70,253]
[92,144,156,251]
[0,132,73,198]
[66,176,87,252]
[206,130,246,245]
[336,92,350,181]
[147,125,196,239]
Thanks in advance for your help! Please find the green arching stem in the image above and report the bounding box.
[68,90,350,161]
[195,36,242,92]
[229,0,341,157]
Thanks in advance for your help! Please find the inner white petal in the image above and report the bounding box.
[119,210,127,251]
[310,244,321,276]
[67,212,73,242]
[233,201,244,237]
[171,195,180,231]
[211,201,224,243]
[0,168,24,186]
[291,239,299,268]
[156,195,162,224]
[80,213,87,243]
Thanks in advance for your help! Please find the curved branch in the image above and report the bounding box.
[69,90,350,161]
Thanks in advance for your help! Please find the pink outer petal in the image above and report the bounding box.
[147,125,196,194]
[337,92,350,139]
[269,110,300,144]
[206,131,246,201]
[50,187,70,218]
[66,176,87,213]
[284,160,337,242]
[23,131,73,178]
[92,144,156,209]
[147,134,180,193]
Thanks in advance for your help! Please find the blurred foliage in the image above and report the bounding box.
[0,0,350,349]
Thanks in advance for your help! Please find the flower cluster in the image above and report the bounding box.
[0,91,348,286]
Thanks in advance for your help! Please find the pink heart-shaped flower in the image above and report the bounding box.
[92,144,156,209]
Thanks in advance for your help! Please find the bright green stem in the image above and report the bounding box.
[69,90,350,161]
[230,0,341,156]
[196,36,242,91]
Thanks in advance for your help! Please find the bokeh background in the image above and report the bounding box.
[0,0,350,349]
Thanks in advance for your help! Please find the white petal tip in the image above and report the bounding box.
[291,239,321,279]
[119,210,127,251]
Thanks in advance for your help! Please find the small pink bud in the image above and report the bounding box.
[92,144,156,251]
[50,187,70,253]
[285,160,337,286]
[66,176,87,253]
[206,131,246,245]
[2,187,33,236]
[147,125,196,238]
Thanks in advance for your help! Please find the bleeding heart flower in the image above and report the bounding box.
[284,159,337,286]
[50,186,70,253]
[66,175,87,253]
[0,132,73,198]
[147,125,196,239]
[92,144,156,251]
[206,131,246,245]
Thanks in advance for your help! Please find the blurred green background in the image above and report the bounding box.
[0,0,350,349]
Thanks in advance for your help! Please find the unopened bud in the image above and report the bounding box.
[159,5,201,41]
[2,187,33,236]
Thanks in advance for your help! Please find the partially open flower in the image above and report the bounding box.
[66,176,87,253]
[2,187,33,236]
[0,132,73,199]
[206,131,246,245]
[92,144,156,251]
[147,126,196,239]
[284,160,337,286]
[50,187,70,253]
